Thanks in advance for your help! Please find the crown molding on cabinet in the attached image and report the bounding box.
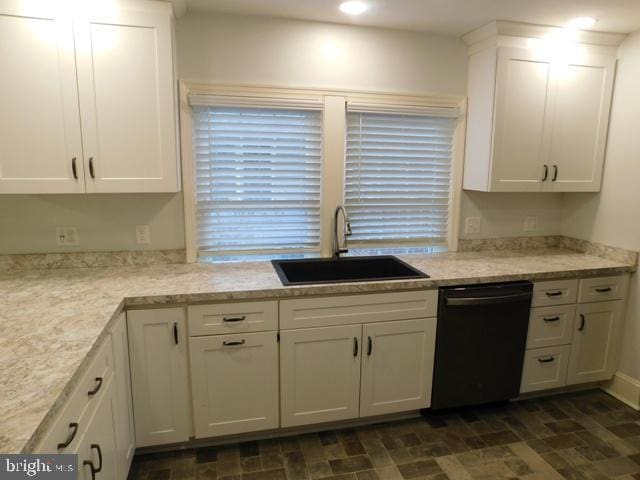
[463,20,627,55]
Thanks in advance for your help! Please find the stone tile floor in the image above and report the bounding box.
[128,389,640,480]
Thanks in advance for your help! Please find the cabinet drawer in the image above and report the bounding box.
[280,290,437,330]
[532,279,578,307]
[190,331,279,438]
[578,275,629,304]
[520,345,570,394]
[188,301,278,336]
[526,305,576,349]
[37,337,114,453]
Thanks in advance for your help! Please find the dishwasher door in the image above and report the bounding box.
[431,281,533,410]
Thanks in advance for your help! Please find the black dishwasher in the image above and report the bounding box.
[431,281,533,410]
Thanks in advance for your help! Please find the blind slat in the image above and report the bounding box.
[346,111,454,246]
[193,106,322,256]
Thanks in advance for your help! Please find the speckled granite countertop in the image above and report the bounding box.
[0,248,635,454]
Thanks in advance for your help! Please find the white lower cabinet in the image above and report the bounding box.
[280,325,363,427]
[522,276,628,396]
[360,318,436,417]
[280,318,437,428]
[77,377,119,480]
[127,308,191,447]
[567,300,624,385]
[520,345,571,393]
[111,314,135,478]
[190,331,279,438]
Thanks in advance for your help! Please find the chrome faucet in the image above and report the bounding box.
[333,205,352,259]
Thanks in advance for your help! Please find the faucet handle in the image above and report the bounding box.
[345,222,352,236]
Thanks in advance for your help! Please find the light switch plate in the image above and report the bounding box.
[464,217,481,234]
[524,216,538,232]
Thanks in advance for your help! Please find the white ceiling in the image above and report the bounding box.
[178,0,640,36]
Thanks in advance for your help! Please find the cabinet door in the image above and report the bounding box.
[127,308,191,447]
[360,318,436,417]
[74,5,179,193]
[0,1,85,193]
[547,53,615,192]
[190,331,279,438]
[491,47,553,192]
[280,325,362,427]
[77,378,119,480]
[567,301,624,385]
[111,313,135,479]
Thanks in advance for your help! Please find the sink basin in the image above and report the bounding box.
[271,256,429,286]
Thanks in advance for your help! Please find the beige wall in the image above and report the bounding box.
[176,13,468,95]
[562,31,640,381]
[0,194,184,253]
[0,12,566,254]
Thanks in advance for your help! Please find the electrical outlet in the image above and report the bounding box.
[523,216,538,232]
[136,225,151,244]
[464,217,481,234]
[56,227,79,246]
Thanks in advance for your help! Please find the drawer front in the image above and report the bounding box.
[188,301,278,336]
[520,345,570,394]
[526,305,576,349]
[280,290,437,330]
[578,275,629,304]
[532,279,578,307]
[37,337,114,453]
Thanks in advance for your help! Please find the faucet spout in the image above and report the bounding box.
[333,205,352,259]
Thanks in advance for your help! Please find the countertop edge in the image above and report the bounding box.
[20,299,126,454]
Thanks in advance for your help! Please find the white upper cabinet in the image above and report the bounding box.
[491,48,554,192]
[546,52,615,191]
[462,21,622,193]
[74,4,179,192]
[0,1,84,193]
[0,0,179,194]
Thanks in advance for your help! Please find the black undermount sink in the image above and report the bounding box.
[271,256,429,286]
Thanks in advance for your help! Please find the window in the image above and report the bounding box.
[345,111,457,251]
[192,106,322,260]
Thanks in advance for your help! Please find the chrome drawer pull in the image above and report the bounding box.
[595,287,612,293]
[538,356,555,363]
[223,316,246,322]
[57,422,78,450]
[87,377,103,397]
[543,316,560,322]
[223,339,245,346]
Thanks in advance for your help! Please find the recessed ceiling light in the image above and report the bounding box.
[567,16,597,30]
[339,1,369,16]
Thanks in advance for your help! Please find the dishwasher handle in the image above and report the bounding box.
[445,292,532,306]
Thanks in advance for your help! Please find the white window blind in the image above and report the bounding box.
[192,106,322,258]
[345,111,456,248]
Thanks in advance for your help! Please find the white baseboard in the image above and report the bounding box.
[602,371,640,411]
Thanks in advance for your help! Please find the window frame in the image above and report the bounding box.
[180,82,466,263]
